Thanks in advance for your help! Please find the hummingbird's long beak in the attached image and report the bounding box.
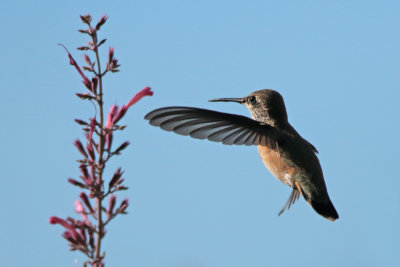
[208,97,245,104]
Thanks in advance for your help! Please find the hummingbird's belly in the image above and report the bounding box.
[257,145,294,187]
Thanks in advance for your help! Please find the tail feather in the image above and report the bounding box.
[310,199,339,221]
[278,185,339,221]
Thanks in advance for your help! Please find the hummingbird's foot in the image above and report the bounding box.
[278,188,300,216]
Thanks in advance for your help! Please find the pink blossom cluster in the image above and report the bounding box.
[50,14,153,266]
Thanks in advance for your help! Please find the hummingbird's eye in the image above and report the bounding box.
[248,96,257,104]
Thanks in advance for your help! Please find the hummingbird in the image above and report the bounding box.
[144,89,339,221]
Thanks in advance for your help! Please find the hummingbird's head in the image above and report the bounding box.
[209,89,288,125]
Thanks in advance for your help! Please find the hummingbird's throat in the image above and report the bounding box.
[248,108,275,125]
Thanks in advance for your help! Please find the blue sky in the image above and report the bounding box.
[1,0,399,266]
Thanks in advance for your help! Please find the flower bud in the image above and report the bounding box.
[109,168,123,189]
[114,141,130,155]
[74,200,85,213]
[74,119,88,126]
[96,15,108,30]
[68,178,86,188]
[107,194,116,218]
[80,192,93,213]
[74,139,88,158]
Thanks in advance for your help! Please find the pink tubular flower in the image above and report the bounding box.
[88,117,96,144]
[74,200,85,213]
[75,200,90,225]
[104,106,116,152]
[113,87,153,124]
[81,213,90,226]
[105,105,118,129]
[59,44,92,90]
[50,216,72,229]
[105,105,118,150]
[126,86,153,109]
[49,216,83,244]
[105,131,113,151]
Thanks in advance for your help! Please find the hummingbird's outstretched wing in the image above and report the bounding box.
[145,106,280,147]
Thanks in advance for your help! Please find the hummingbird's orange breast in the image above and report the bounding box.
[257,145,295,187]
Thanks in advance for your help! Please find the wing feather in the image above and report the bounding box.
[145,106,280,147]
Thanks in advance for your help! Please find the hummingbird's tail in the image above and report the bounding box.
[310,198,339,221]
[292,182,339,221]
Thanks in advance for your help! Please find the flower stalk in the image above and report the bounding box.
[50,14,153,266]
